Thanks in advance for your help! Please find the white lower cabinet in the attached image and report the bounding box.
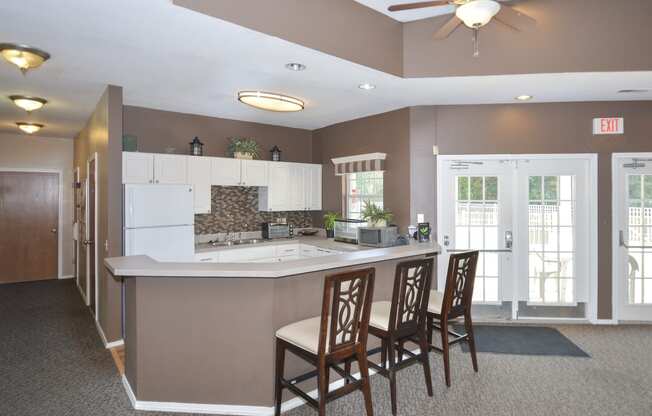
[194,252,220,263]
[196,244,340,264]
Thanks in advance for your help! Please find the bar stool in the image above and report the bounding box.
[427,250,479,387]
[365,258,434,416]
[274,268,376,416]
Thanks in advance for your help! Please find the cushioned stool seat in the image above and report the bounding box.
[276,316,324,355]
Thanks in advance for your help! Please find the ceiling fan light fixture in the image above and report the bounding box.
[237,91,304,112]
[285,62,306,71]
[16,122,44,134]
[9,95,48,112]
[455,0,501,28]
[0,43,50,74]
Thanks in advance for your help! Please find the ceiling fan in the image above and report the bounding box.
[388,0,536,56]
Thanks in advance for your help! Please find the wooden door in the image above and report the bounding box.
[88,159,97,314]
[78,179,88,302]
[0,171,59,283]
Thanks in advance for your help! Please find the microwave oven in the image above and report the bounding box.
[357,226,399,248]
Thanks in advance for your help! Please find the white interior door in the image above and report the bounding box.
[438,155,596,321]
[614,154,652,322]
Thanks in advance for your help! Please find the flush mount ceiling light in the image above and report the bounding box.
[358,83,376,90]
[9,95,47,112]
[285,62,306,71]
[618,89,650,94]
[237,91,304,112]
[455,0,501,28]
[16,122,44,134]
[0,43,50,74]
[515,94,533,101]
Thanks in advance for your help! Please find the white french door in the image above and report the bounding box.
[438,155,597,321]
[613,154,652,322]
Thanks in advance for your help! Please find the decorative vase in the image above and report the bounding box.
[234,152,254,160]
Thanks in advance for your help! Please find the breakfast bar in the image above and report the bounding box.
[105,239,439,412]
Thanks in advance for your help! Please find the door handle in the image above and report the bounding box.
[83,240,94,246]
[505,231,513,249]
[50,228,57,234]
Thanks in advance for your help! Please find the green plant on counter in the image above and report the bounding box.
[361,200,393,227]
[323,211,341,231]
[227,137,260,159]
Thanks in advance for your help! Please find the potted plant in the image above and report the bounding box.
[227,137,260,160]
[323,212,341,238]
[361,200,393,227]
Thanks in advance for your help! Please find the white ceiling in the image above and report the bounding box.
[0,0,651,139]
[354,0,455,22]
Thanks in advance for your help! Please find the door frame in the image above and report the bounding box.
[611,152,652,323]
[87,153,99,319]
[436,153,599,323]
[0,167,64,280]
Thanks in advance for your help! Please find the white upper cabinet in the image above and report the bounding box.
[187,156,212,214]
[153,154,188,184]
[241,160,268,187]
[289,164,305,211]
[210,157,241,186]
[306,164,322,210]
[122,152,155,184]
[260,163,291,212]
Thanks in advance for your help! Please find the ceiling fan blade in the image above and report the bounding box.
[434,16,462,40]
[388,1,450,12]
[494,5,536,31]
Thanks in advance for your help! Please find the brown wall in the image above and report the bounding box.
[403,0,652,77]
[429,101,652,319]
[74,85,123,343]
[123,106,313,163]
[173,0,403,77]
[312,108,412,230]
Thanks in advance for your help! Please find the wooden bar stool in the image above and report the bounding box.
[365,258,434,416]
[274,268,376,416]
[427,250,479,387]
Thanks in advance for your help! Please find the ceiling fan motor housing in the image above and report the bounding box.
[455,0,501,28]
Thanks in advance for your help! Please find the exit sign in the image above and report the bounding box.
[593,117,624,135]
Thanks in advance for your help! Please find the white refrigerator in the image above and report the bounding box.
[124,184,195,262]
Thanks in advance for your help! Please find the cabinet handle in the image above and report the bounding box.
[155,180,159,184]
[149,180,153,183]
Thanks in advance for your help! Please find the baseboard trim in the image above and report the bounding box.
[94,319,124,349]
[119,351,413,415]
[591,319,618,325]
[59,274,75,280]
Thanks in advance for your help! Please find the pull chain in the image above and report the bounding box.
[473,27,479,57]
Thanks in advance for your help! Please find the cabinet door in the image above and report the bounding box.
[241,160,268,187]
[210,157,241,186]
[289,164,306,211]
[187,157,212,214]
[267,163,291,211]
[122,152,154,184]
[154,154,188,184]
[305,164,322,210]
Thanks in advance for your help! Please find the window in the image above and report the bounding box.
[346,171,384,219]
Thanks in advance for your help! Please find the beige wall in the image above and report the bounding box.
[403,0,652,77]
[312,108,412,230]
[0,133,74,277]
[74,85,123,343]
[173,0,403,77]
[123,106,313,163]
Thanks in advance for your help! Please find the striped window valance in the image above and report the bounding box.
[332,153,386,176]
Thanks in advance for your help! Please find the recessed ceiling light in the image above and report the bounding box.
[285,62,306,71]
[0,43,50,74]
[358,83,376,90]
[237,91,304,112]
[515,95,533,101]
[9,95,47,112]
[16,122,44,134]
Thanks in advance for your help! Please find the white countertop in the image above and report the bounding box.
[104,238,441,279]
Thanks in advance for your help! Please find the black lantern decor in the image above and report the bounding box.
[270,145,282,162]
[189,137,204,156]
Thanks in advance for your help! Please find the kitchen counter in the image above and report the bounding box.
[105,238,440,278]
[107,238,440,412]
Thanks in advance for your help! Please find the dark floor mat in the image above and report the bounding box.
[456,325,590,357]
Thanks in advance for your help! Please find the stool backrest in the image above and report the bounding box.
[388,258,433,336]
[319,268,375,356]
[442,251,479,319]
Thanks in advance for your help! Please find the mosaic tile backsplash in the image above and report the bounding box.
[195,186,314,235]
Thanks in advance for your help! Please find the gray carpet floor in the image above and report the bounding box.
[1,279,651,416]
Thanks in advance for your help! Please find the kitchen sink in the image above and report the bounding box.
[210,238,266,247]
